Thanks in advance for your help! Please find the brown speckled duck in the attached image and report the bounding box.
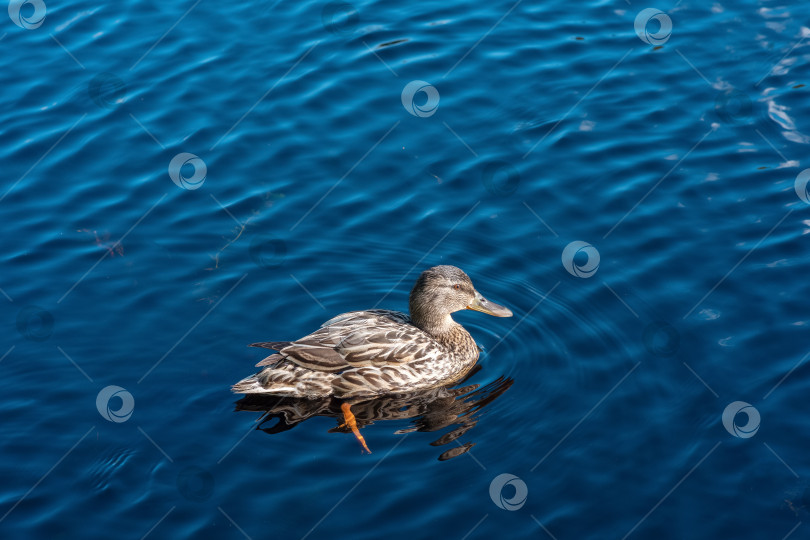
[232,265,513,452]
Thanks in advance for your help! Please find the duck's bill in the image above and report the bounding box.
[467,290,513,317]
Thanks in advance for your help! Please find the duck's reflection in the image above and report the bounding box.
[234,365,513,461]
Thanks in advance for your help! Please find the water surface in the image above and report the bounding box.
[1,0,809,538]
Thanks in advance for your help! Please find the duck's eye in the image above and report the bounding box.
[453,284,460,290]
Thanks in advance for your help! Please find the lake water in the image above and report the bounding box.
[1,0,809,538]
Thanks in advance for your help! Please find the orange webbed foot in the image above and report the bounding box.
[340,402,371,454]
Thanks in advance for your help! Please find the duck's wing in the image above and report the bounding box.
[252,310,435,372]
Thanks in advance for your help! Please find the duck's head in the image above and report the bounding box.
[409,265,512,334]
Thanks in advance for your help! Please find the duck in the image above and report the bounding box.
[232,265,513,452]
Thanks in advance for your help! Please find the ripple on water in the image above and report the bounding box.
[83,446,137,493]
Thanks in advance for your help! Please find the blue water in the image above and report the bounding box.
[2,0,809,538]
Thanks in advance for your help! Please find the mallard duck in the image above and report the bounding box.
[232,265,512,452]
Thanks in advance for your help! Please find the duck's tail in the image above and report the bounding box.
[249,341,291,350]
[231,362,334,398]
[248,343,292,367]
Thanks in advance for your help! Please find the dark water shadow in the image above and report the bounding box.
[234,365,513,461]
